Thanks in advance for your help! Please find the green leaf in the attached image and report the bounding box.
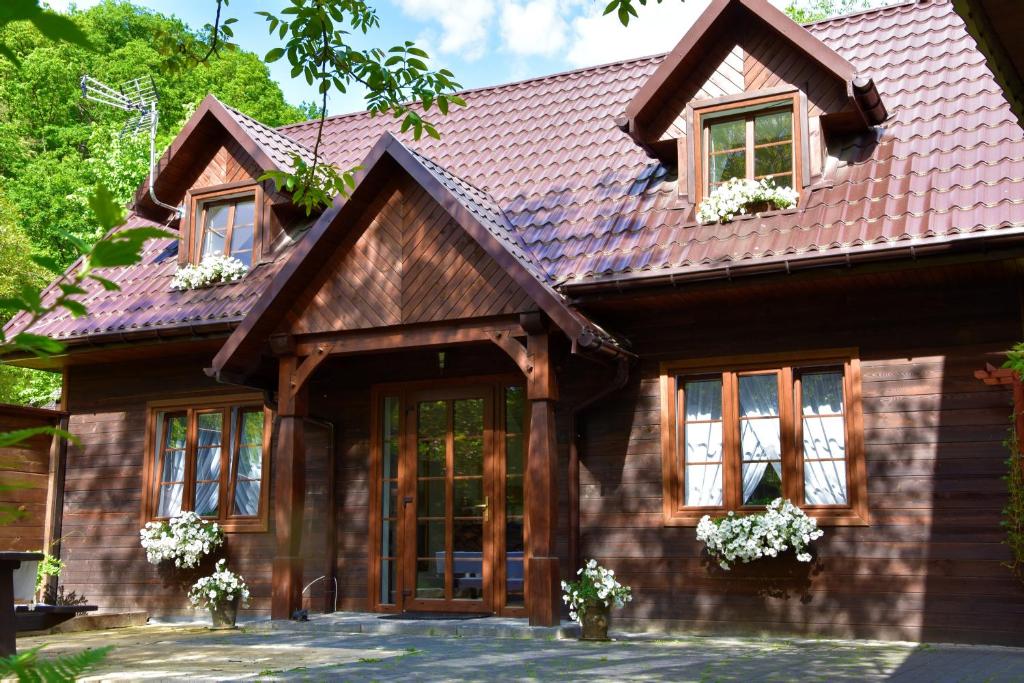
[29,255,62,274]
[11,333,65,356]
[87,227,171,269]
[89,275,120,292]
[0,644,111,681]
[265,47,285,62]
[87,185,126,232]
[0,426,79,449]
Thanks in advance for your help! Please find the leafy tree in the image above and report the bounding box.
[604,0,877,25]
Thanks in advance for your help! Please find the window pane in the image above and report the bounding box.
[201,206,228,258]
[802,371,848,505]
[709,151,745,185]
[742,461,783,506]
[206,204,230,228]
[684,380,721,421]
[164,414,187,450]
[755,111,792,144]
[805,462,847,505]
[685,464,722,506]
[739,375,778,417]
[739,375,782,505]
[740,418,782,461]
[802,372,844,416]
[754,143,792,179]
[233,480,261,517]
[230,225,254,268]
[194,482,219,516]
[160,449,185,482]
[158,483,183,517]
[233,200,255,227]
[236,445,262,479]
[684,422,722,463]
[709,119,745,151]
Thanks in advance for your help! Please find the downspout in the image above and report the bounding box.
[568,352,631,572]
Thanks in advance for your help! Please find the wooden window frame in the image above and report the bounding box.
[660,349,868,527]
[692,92,802,207]
[183,182,264,266]
[141,394,272,533]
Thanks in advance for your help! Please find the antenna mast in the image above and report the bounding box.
[80,75,181,217]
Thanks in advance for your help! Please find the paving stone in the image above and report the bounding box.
[15,622,1024,681]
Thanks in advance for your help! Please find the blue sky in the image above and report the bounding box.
[49,0,859,116]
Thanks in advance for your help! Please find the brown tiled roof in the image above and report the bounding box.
[220,103,317,171]
[8,0,1024,343]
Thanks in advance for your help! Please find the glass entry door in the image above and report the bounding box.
[405,388,494,612]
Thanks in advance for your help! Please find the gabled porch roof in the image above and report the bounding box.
[210,132,626,381]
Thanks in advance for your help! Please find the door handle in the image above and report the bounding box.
[403,496,413,506]
[472,496,489,521]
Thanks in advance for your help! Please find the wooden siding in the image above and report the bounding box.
[59,354,331,618]
[653,22,847,148]
[0,405,62,552]
[288,177,534,336]
[573,271,1024,645]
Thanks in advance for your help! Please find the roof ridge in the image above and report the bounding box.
[801,0,928,28]
[275,53,664,134]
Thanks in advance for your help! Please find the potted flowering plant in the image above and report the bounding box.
[139,510,224,569]
[696,498,824,570]
[188,559,250,629]
[696,177,799,224]
[561,559,632,640]
[171,254,248,290]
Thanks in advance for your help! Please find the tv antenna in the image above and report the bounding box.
[80,74,181,216]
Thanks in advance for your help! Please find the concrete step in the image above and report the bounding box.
[18,610,148,637]
[252,612,580,640]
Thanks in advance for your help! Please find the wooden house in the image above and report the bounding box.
[5,0,1024,644]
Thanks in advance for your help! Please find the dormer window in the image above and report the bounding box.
[184,184,264,267]
[693,93,801,204]
[199,195,256,267]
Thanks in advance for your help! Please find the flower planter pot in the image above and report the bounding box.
[580,602,611,641]
[209,596,239,629]
[742,200,773,215]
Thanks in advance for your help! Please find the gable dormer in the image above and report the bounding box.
[132,95,314,269]
[620,0,886,206]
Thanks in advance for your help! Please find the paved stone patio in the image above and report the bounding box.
[16,621,1024,681]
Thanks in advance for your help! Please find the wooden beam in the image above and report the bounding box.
[525,330,560,626]
[294,318,525,357]
[488,329,529,376]
[272,355,307,620]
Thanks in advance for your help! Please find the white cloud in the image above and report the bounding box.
[392,0,496,61]
[566,0,711,67]
[499,0,571,58]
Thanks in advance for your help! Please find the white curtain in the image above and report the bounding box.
[802,372,847,505]
[194,414,222,516]
[156,414,186,517]
[739,375,782,504]
[683,379,723,506]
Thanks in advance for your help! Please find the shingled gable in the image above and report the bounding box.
[621,0,887,151]
[209,131,621,381]
[132,94,315,220]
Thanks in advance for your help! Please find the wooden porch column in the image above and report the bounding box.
[272,354,308,620]
[525,325,560,626]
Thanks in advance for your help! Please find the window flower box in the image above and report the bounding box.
[171,254,248,291]
[696,178,799,225]
[696,498,824,570]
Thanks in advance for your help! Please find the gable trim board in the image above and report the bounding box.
[623,0,887,145]
[133,94,315,220]
[209,132,627,381]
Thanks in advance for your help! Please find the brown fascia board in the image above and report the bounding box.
[623,0,883,140]
[132,94,283,221]
[210,132,601,379]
